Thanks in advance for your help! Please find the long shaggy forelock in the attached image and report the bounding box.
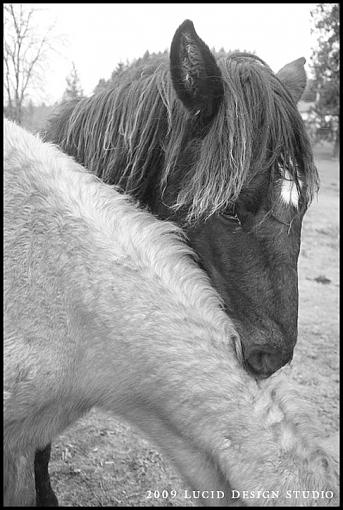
[46,52,319,226]
[168,53,319,224]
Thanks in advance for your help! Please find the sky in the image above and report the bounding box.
[17,3,319,105]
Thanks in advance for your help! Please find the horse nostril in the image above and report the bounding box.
[245,349,291,378]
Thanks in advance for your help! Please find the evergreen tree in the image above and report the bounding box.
[310,3,339,156]
[62,63,84,102]
[110,61,128,83]
[93,78,109,96]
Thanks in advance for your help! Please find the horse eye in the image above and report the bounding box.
[220,205,241,224]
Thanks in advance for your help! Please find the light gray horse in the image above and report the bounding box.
[4,120,338,506]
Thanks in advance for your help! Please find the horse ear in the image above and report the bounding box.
[277,57,307,104]
[170,20,224,121]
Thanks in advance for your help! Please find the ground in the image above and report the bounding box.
[49,144,339,506]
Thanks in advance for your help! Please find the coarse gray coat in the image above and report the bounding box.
[4,120,338,506]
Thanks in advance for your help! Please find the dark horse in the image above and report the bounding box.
[35,20,318,506]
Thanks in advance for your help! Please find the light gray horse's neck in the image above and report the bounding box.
[4,121,338,507]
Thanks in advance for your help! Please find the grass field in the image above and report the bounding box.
[49,143,339,506]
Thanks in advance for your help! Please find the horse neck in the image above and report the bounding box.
[5,123,238,396]
[6,122,336,503]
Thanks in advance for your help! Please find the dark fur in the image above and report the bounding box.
[34,445,58,507]
[37,20,319,506]
[43,42,317,225]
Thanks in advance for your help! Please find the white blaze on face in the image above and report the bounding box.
[281,170,302,208]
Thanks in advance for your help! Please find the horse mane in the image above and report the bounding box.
[6,118,242,361]
[45,51,319,224]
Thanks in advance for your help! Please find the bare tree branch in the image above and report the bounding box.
[4,3,57,124]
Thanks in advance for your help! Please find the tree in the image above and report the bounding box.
[110,61,129,83]
[21,101,54,134]
[310,3,339,156]
[93,78,109,96]
[62,62,84,102]
[4,3,55,124]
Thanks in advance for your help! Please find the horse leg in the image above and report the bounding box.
[34,444,58,507]
[4,447,36,507]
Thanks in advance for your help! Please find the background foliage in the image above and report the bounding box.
[4,2,339,157]
[307,3,339,156]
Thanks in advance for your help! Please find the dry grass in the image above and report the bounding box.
[48,143,339,506]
